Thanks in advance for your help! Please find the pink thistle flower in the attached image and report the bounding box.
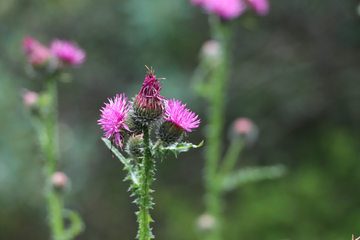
[164,99,200,132]
[244,0,269,16]
[98,94,131,149]
[22,36,51,66]
[52,172,68,188]
[50,39,86,66]
[158,99,200,144]
[203,0,246,20]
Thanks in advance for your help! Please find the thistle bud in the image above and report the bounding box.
[52,172,70,193]
[127,67,166,133]
[126,134,145,158]
[200,40,222,67]
[229,117,259,144]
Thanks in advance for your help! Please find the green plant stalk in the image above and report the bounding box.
[218,138,243,178]
[203,15,232,240]
[43,77,64,239]
[137,126,155,240]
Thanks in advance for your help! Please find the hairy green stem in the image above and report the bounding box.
[137,126,155,240]
[43,77,64,239]
[203,15,233,240]
[218,138,243,178]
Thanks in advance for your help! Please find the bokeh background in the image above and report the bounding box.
[1,0,360,239]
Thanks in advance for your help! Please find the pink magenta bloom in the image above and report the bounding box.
[203,0,246,20]
[164,99,200,132]
[50,39,86,66]
[233,118,253,134]
[98,94,131,149]
[244,0,269,16]
[22,37,51,66]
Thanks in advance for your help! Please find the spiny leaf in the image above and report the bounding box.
[102,138,139,186]
[163,140,204,157]
[222,165,286,191]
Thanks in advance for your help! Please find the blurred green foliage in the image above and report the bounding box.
[1,0,360,239]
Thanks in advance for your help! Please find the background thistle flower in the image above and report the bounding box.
[23,36,51,66]
[158,99,200,145]
[128,67,166,133]
[50,39,86,66]
[98,94,131,149]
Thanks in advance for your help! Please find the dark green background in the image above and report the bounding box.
[1,0,360,239]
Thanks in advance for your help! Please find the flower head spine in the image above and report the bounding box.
[50,39,86,66]
[98,94,131,149]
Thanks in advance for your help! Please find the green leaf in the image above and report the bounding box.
[163,140,204,157]
[222,165,286,191]
[102,138,139,186]
[62,209,84,240]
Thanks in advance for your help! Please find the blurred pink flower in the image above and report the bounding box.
[203,0,246,20]
[98,94,131,149]
[22,37,51,66]
[23,90,39,107]
[52,172,68,188]
[190,0,269,19]
[164,99,200,132]
[50,39,86,66]
[233,118,253,134]
[244,0,269,16]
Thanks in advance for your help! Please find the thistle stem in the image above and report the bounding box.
[43,76,64,239]
[203,15,233,240]
[137,126,155,240]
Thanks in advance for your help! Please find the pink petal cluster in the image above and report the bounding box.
[22,37,51,66]
[98,94,131,149]
[164,99,200,132]
[50,39,86,66]
[190,0,269,19]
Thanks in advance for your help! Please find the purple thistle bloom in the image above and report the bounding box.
[164,99,200,132]
[98,94,131,149]
[203,0,246,20]
[50,39,86,66]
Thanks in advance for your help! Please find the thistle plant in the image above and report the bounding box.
[22,36,85,240]
[98,67,203,240]
[190,1,285,240]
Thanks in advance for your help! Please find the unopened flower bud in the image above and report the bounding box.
[23,90,38,107]
[196,213,216,232]
[52,172,70,193]
[23,37,51,66]
[128,67,166,133]
[126,134,145,158]
[200,40,222,67]
[230,117,259,144]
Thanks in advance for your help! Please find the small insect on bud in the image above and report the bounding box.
[126,134,145,158]
[52,172,70,193]
[196,213,216,232]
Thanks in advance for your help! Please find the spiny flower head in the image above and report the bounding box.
[98,94,131,149]
[164,99,200,132]
[158,99,200,144]
[50,39,86,66]
[23,36,51,66]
